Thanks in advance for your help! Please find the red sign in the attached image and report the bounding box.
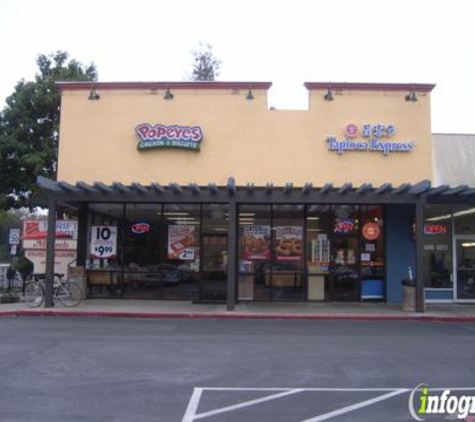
[424,224,447,235]
[131,222,150,234]
[362,222,381,241]
[334,219,355,234]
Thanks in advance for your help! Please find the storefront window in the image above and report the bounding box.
[86,203,124,298]
[454,206,475,235]
[423,205,452,288]
[162,204,200,300]
[201,204,228,301]
[238,205,271,300]
[272,205,305,300]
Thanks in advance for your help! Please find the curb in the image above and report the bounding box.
[1,310,475,322]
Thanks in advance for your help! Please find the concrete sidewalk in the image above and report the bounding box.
[1,299,475,321]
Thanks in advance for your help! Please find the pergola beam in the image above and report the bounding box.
[302,183,313,195]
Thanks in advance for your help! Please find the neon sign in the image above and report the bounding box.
[334,219,356,234]
[424,224,447,235]
[131,221,151,234]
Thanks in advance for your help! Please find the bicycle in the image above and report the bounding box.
[24,274,83,308]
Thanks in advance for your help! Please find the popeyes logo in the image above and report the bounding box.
[135,123,203,151]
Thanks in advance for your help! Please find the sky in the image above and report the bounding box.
[0,0,474,133]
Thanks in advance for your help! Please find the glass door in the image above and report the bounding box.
[455,236,475,302]
[200,234,228,302]
[329,235,360,301]
[329,206,360,301]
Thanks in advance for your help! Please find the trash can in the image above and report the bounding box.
[401,278,416,312]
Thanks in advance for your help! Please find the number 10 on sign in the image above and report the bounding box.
[90,226,117,258]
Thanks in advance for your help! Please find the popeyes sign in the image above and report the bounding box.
[135,123,203,151]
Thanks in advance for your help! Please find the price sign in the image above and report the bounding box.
[90,226,117,258]
[9,229,20,245]
[179,249,195,260]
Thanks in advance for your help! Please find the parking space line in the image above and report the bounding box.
[182,387,475,422]
[298,389,409,422]
[182,388,203,422]
[193,388,305,420]
[202,387,406,392]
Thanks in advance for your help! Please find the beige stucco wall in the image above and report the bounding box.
[57,86,433,187]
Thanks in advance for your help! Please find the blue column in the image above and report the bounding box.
[386,204,416,303]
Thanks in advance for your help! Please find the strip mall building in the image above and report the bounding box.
[37,81,475,311]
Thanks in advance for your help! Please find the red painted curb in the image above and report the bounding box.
[1,310,475,322]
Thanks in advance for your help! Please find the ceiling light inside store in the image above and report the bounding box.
[426,207,475,222]
[307,217,320,220]
[163,212,190,216]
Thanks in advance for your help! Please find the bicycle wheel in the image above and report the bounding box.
[24,283,45,308]
[56,282,82,307]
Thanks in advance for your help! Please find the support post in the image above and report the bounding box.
[76,204,88,266]
[415,198,426,312]
[227,199,237,311]
[45,196,57,308]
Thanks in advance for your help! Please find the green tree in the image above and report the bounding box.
[0,51,97,209]
[190,43,221,81]
[0,210,20,262]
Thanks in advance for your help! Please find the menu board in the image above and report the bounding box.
[275,226,303,261]
[242,225,270,260]
[168,225,198,260]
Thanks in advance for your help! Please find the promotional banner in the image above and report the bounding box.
[275,226,303,261]
[90,226,117,259]
[21,219,78,276]
[24,250,76,275]
[242,225,271,260]
[168,225,198,260]
[22,220,78,239]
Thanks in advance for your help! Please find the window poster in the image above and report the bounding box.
[311,235,330,264]
[275,226,303,261]
[90,226,117,259]
[168,225,198,260]
[242,225,271,260]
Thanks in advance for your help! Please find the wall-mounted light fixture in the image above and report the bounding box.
[405,85,418,102]
[88,87,100,101]
[163,85,174,100]
[246,87,254,100]
[323,84,334,101]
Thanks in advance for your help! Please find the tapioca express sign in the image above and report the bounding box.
[135,123,203,151]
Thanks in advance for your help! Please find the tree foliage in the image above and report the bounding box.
[190,43,221,81]
[0,51,97,209]
[0,210,20,262]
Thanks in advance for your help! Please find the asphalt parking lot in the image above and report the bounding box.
[0,317,474,421]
